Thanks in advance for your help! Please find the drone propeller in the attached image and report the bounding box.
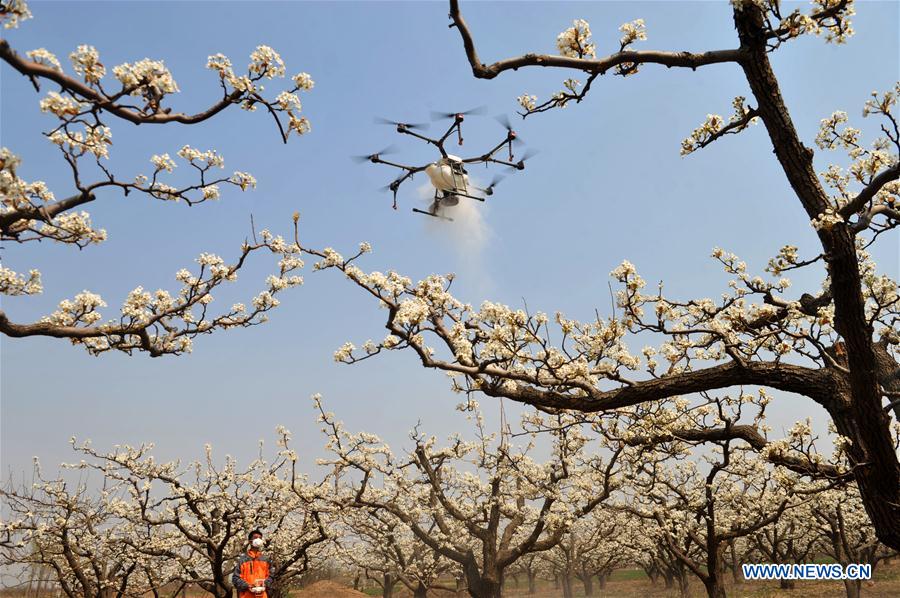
[495,114,525,145]
[378,178,404,210]
[351,144,399,163]
[484,174,505,196]
[429,105,488,121]
[374,117,429,131]
[379,179,402,193]
[511,148,539,171]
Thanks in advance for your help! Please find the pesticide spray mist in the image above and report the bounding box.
[416,181,494,294]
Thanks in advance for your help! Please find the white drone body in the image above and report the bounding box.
[425,154,468,197]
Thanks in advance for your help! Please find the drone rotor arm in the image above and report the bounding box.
[436,121,461,146]
[397,128,443,148]
[484,157,518,169]
[378,165,429,209]
[375,159,426,172]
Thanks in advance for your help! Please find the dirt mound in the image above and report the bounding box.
[293,580,369,597]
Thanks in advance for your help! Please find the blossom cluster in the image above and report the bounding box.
[814,84,898,231]
[1,148,107,248]
[680,97,758,156]
[556,19,595,59]
[1,0,31,28]
[0,265,42,296]
[206,47,314,138]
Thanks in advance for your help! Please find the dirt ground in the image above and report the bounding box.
[3,561,896,597]
[316,559,900,598]
[293,580,370,597]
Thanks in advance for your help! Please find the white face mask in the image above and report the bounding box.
[251,538,264,549]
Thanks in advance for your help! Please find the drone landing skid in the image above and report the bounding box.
[451,191,485,202]
[412,208,454,222]
[436,191,485,204]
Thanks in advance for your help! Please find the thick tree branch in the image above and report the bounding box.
[447,0,744,80]
[478,360,832,413]
[841,163,900,219]
[626,424,849,481]
[0,191,95,233]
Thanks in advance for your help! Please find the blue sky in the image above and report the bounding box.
[1,1,898,474]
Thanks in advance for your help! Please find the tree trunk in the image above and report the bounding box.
[664,571,674,589]
[211,585,231,598]
[597,572,607,590]
[463,563,502,598]
[581,573,594,596]
[677,573,689,598]
[735,0,900,553]
[703,577,727,598]
[527,571,536,595]
[780,578,796,590]
[730,541,742,585]
[413,582,428,598]
[383,573,394,598]
[466,578,502,598]
[843,579,861,598]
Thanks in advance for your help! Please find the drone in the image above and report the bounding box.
[353,108,536,221]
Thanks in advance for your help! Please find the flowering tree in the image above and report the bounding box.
[0,463,167,598]
[0,0,312,356]
[750,498,821,590]
[505,552,550,596]
[625,524,692,596]
[1,430,330,598]
[540,508,630,597]
[335,508,456,598]
[621,443,811,598]
[809,486,897,598]
[302,0,900,550]
[317,397,625,598]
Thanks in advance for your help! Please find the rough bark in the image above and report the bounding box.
[843,579,861,598]
[580,571,593,596]
[733,3,900,551]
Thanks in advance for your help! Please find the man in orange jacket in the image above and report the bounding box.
[232,529,273,598]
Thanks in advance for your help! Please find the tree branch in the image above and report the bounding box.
[840,164,900,219]
[626,424,849,480]
[478,360,832,412]
[447,0,744,80]
[0,39,243,126]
